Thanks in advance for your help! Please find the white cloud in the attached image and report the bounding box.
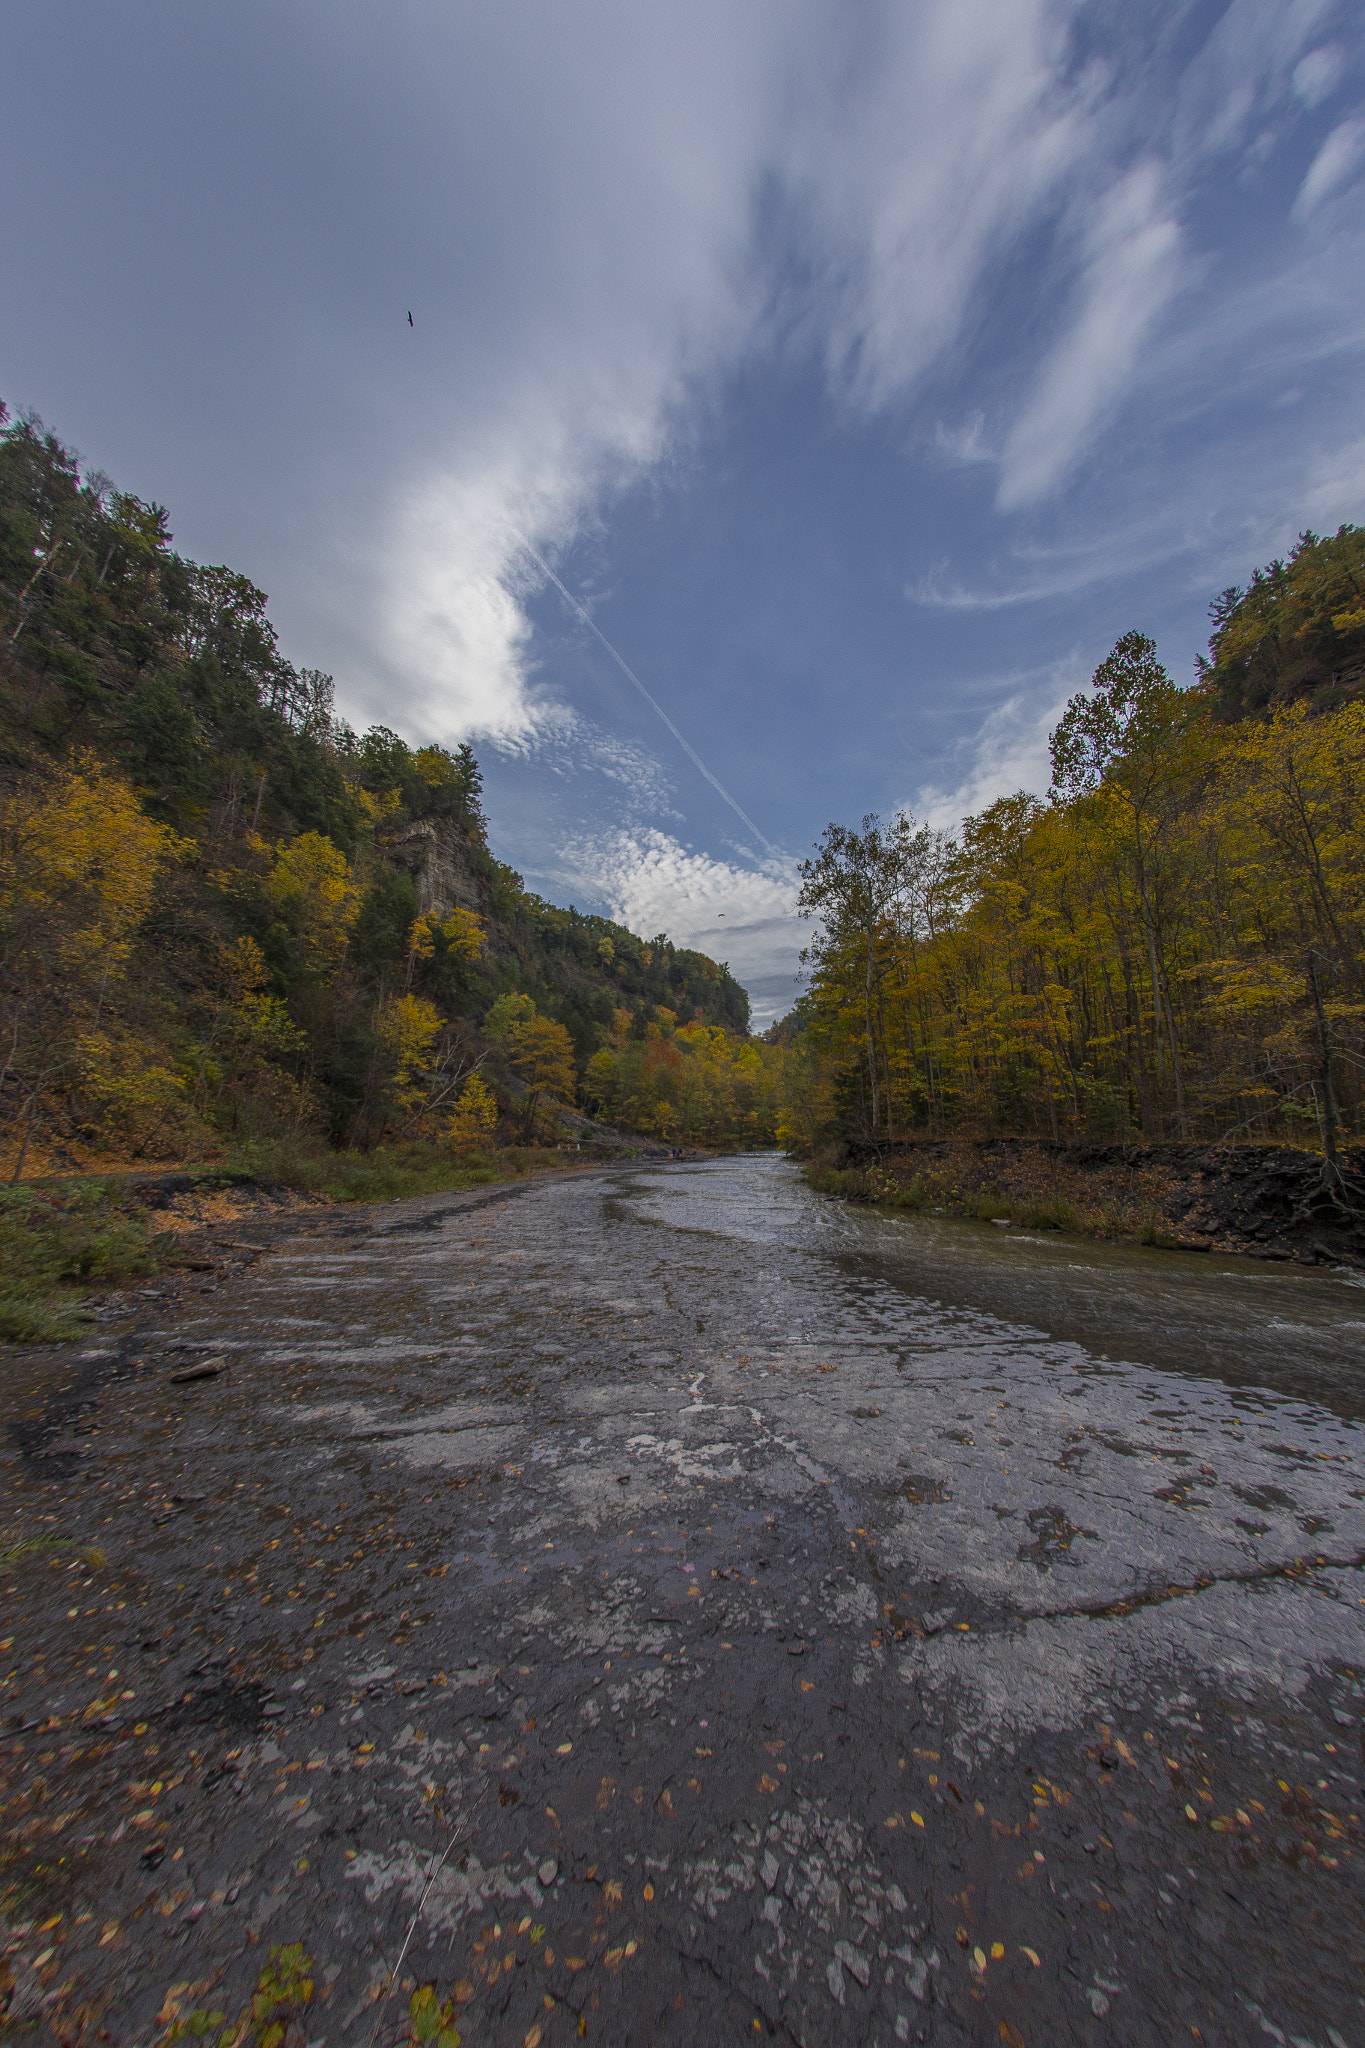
[304,0,1348,745]
[1292,43,1346,107]
[997,164,1184,509]
[787,2,1096,413]
[1170,0,1337,163]
[1302,431,1365,527]
[1292,115,1365,218]
[553,827,803,1024]
[911,658,1086,832]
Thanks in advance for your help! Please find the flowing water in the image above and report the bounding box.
[620,1152,1365,1415]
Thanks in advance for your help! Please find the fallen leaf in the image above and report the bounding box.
[566,1957,585,1972]
[1184,1804,1198,1823]
[759,1774,779,1793]
[1020,1947,1040,1969]
[999,2023,1027,2047]
[973,1946,988,1972]
[525,2029,542,2048]
[911,1811,925,1827]
[801,1680,815,1692]
[556,1743,572,1756]
[990,1942,1005,1960]
[603,1880,622,1906]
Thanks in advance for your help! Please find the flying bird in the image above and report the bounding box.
[407,310,413,327]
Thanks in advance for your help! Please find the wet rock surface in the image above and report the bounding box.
[2,1156,1364,2045]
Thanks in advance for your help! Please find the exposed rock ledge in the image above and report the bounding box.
[840,1136,1365,1267]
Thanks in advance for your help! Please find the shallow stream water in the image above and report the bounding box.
[622,1153,1365,1414]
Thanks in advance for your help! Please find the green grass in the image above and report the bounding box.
[0,1140,599,1341]
[1012,1197,1081,1231]
[0,1535,105,1569]
[803,1165,930,1211]
[0,1182,166,1342]
[228,1136,593,1204]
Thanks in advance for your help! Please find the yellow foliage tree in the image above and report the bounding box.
[375,994,444,1112]
[264,832,359,969]
[447,1071,499,1152]
[411,905,486,968]
[0,761,187,1176]
[506,1014,577,1138]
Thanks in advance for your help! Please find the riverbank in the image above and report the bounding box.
[809,1136,1365,1267]
[0,1145,616,1344]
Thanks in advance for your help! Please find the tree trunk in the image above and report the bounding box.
[1308,953,1346,1199]
[864,925,879,1133]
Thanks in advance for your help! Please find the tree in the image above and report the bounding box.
[505,1016,577,1139]
[447,1071,499,1153]
[798,817,895,1134]
[264,832,360,971]
[1201,526,1365,718]
[0,762,186,1176]
[1051,633,1208,1135]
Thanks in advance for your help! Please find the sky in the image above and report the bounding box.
[3,1,1363,1023]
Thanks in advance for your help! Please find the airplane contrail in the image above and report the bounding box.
[509,528,780,859]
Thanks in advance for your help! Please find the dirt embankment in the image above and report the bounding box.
[832,1136,1365,1266]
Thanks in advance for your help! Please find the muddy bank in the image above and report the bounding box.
[833,1137,1365,1266]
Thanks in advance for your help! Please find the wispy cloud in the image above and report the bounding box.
[997,165,1185,509]
[359,2,1343,740]
[553,827,802,1024]
[911,656,1086,832]
[1292,115,1365,216]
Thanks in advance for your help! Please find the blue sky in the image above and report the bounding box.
[3,2,1363,1020]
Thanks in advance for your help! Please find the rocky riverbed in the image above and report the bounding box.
[2,1155,1363,2046]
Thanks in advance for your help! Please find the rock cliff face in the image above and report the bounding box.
[386,817,487,921]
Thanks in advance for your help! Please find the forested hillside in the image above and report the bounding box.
[0,404,760,1177]
[780,535,1365,1169]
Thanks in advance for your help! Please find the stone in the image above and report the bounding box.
[169,1357,226,1383]
[538,1858,558,1887]
[835,1940,871,1986]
